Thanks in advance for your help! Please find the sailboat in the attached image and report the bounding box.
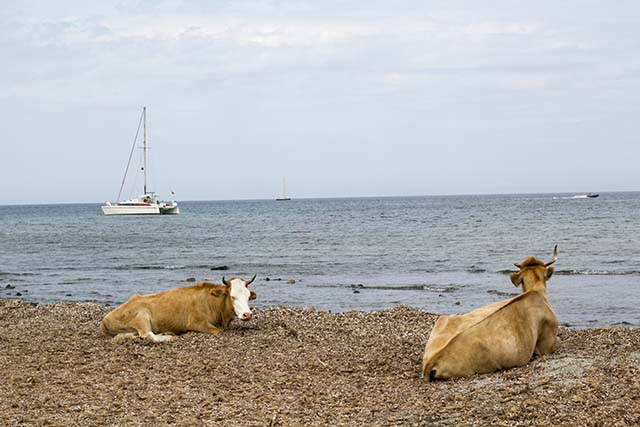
[276,178,291,201]
[102,107,179,215]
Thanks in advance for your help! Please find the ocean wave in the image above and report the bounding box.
[497,269,640,276]
[59,278,94,285]
[112,264,211,271]
[487,289,518,297]
[311,283,461,293]
[553,269,640,276]
[0,271,39,277]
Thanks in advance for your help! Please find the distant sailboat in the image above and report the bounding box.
[101,107,179,215]
[276,178,291,201]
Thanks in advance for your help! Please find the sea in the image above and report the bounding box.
[1,193,639,328]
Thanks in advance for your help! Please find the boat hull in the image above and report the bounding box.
[159,203,180,215]
[102,205,161,215]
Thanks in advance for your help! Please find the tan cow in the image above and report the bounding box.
[100,275,257,342]
[422,246,559,380]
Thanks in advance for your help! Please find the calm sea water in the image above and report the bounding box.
[1,193,638,328]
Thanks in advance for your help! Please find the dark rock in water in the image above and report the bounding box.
[65,294,72,297]
[455,301,460,305]
[353,290,360,294]
[287,279,296,284]
[265,277,270,281]
[186,277,196,282]
[5,284,15,289]
[210,266,229,271]
[16,292,22,296]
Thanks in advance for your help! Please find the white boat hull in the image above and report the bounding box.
[159,202,180,215]
[102,204,161,215]
[101,198,180,215]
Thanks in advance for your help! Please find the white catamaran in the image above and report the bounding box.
[102,107,179,215]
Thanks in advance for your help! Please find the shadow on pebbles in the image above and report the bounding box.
[0,300,638,426]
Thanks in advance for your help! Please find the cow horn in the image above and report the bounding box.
[222,276,230,286]
[245,274,256,286]
[514,262,522,269]
[545,245,558,267]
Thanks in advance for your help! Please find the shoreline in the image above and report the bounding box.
[0,299,638,426]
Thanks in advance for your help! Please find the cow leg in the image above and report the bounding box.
[535,332,559,356]
[112,332,139,342]
[186,319,223,335]
[127,311,174,343]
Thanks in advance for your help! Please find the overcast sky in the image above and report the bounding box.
[1,1,639,204]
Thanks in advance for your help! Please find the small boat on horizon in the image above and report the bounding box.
[567,193,599,199]
[276,177,291,201]
[102,107,179,216]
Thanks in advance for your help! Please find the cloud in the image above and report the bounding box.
[1,0,640,203]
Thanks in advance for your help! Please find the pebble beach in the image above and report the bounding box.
[0,299,638,426]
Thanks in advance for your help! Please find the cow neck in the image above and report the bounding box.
[522,283,547,295]
[219,293,236,328]
[520,269,548,294]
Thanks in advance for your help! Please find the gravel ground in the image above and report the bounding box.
[0,299,638,426]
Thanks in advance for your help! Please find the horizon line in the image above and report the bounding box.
[1,190,635,207]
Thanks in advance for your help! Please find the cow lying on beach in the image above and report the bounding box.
[100,275,257,342]
[422,246,560,380]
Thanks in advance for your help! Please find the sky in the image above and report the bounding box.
[1,0,640,204]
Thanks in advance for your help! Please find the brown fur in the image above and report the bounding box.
[99,279,256,342]
[422,253,559,381]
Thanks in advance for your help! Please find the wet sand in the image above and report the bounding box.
[0,299,638,426]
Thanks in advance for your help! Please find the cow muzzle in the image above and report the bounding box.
[240,312,253,321]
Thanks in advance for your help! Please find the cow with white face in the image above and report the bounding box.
[100,275,258,342]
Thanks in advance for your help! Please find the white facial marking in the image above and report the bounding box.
[230,278,252,319]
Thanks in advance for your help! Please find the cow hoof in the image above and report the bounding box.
[155,334,175,343]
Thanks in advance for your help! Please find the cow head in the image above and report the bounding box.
[509,245,557,293]
[221,275,256,321]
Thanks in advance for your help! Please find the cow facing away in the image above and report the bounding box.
[100,275,257,342]
[422,246,560,381]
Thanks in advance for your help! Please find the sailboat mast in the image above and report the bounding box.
[143,106,147,195]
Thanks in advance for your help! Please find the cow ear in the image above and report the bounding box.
[249,291,257,300]
[545,266,554,280]
[210,288,228,298]
[510,272,522,288]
